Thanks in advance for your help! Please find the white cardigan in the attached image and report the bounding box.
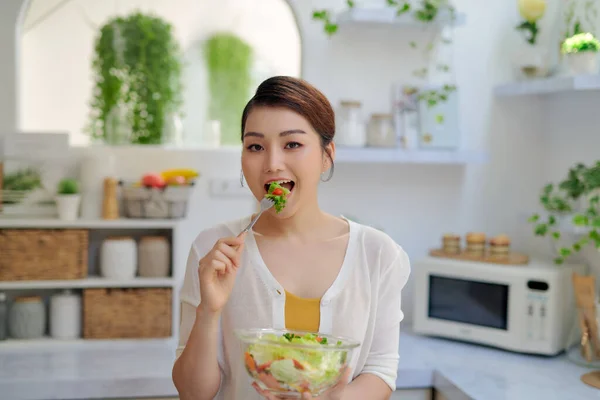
[177,216,411,400]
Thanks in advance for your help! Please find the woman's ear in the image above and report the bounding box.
[323,142,335,172]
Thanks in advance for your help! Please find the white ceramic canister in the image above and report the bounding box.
[100,236,137,279]
[50,289,81,339]
[138,236,171,278]
[8,296,46,339]
[335,100,366,147]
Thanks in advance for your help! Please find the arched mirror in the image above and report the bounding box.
[19,0,302,146]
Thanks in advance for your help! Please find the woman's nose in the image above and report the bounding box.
[264,147,284,172]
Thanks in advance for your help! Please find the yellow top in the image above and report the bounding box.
[284,290,321,333]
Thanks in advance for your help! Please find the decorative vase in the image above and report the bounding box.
[513,43,552,79]
[100,236,137,280]
[55,194,81,221]
[138,236,171,278]
[50,290,81,339]
[566,52,599,75]
[9,296,46,339]
[162,112,183,147]
[105,104,132,145]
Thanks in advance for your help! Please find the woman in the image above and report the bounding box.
[172,76,411,400]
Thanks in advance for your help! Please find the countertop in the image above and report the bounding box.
[396,330,600,400]
[1,330,599,400]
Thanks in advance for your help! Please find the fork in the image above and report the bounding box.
[239,197,274,235]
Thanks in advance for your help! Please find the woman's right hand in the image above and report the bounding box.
[197,232,247,314]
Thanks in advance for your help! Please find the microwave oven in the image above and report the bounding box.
[412,256,585,356]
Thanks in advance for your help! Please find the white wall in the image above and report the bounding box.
[1,0,587,325]
[19,0,301,146]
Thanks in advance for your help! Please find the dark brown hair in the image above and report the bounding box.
[241,76,335,181]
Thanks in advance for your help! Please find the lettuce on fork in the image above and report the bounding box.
[265,182,290,213]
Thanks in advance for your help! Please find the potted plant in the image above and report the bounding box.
[513,0,552,79]
[204,33,253,145]
[528,161,600,265]
[561,32,600,75]
[88,12,184,145]
[55,178,81,221]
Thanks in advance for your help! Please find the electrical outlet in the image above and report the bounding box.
[209,178,252,197]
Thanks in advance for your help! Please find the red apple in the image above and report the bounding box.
[141,173,166,188]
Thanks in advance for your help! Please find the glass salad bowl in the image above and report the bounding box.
[235,328,360,398]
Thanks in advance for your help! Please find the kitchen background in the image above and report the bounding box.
[2,0,600,399]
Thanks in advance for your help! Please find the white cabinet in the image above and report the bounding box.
[391,388,432,400]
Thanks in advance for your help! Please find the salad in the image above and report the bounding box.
[265,182,291,213]
[243,332,348,395]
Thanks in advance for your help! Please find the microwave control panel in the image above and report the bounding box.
[526,280,550,342]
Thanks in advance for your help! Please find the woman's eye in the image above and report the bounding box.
[285,142,302,149]
[246,144,263,151]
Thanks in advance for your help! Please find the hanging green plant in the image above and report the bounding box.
[204,33,253,145]
[528,161,600,264]
[312,0,458,113]
[88,11,184,145]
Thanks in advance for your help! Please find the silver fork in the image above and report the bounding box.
[239,197,274,235]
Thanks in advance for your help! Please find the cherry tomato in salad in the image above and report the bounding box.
[272,188,284,196]
[292,359,305,370]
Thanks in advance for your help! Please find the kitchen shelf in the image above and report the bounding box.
[0,277,176,290]
[335,7,466,27]
[335,148,488,164]
[494,75,600,97]
[0,218,181,229]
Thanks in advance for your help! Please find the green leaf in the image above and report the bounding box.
[435,114,444,124]
[325,23,339,35]
[590,230,600,246]
[528,214,540,223]
[534,224,548,236]
[346,0,355,7]
[312,10,328,20]
[397,3,411,15]
[559,248,572,257]
[552,231,561,240]
[554,257,564,265]
[573,214,588,226]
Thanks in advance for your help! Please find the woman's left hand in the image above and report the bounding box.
[253,368,351,400]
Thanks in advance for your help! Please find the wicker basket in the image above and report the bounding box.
[83,288,172,339]
[0,229,88,281]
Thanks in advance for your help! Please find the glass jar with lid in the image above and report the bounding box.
[335,100,366,147]
[367,114,396,148]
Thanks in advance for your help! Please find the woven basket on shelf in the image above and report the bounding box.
[0,229,88,281]
[83,288,172,339]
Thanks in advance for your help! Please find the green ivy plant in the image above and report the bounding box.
[88,12,183,145]
[204,33,253,145]
[528,161,600,264]
[312,0,457,115]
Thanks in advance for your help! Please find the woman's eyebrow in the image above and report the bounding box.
[243,129,306,138]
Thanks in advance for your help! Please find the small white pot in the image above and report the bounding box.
[55,194,81,221]
[566,52,599,75]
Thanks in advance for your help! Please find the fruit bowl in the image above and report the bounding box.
[235,329,360,398]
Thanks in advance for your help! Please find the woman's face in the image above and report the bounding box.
[241,106,333,218]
